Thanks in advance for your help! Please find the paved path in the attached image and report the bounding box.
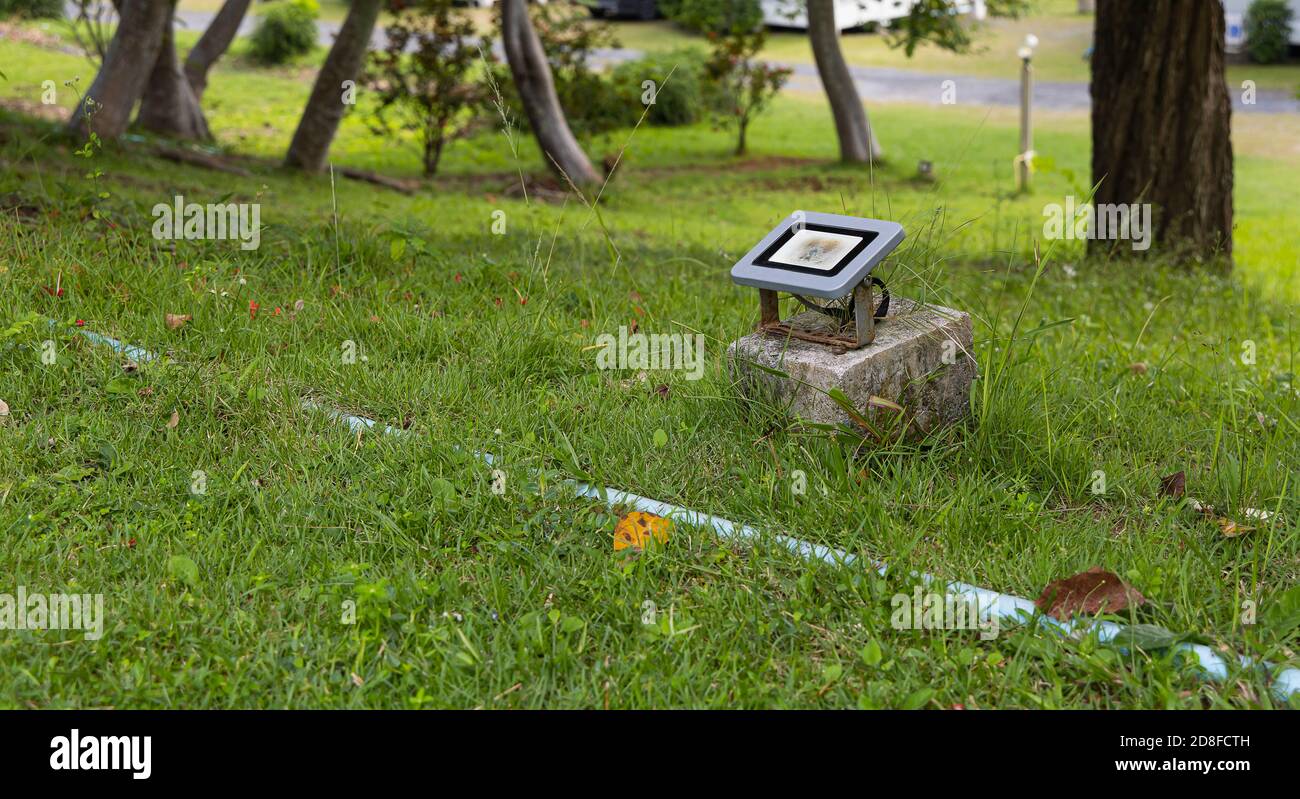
[167,8,1300,114]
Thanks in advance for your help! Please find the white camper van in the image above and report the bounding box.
[760,0,982,31]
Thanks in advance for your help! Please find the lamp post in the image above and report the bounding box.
[1016,34,1037,192]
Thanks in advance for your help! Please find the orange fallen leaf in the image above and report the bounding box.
[1215,517,1254,538]
[613,511,671,552]
[1035,567,1146,621]
[165,409,179,430]
[1128,362,1148,375]
[165,313,191,330]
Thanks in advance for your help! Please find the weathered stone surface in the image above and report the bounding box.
[727,297,976,435]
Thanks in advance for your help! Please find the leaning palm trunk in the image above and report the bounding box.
[499,0,600,187]
[137,2,213,141]
[807,0,882,162]
[183,0,253,100]
[285,0,383,172]
[68,0,172,139]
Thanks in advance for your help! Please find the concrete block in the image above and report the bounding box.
[727,297,976,435]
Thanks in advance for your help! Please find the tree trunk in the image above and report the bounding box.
[284,0,383,173]
[807,0,881,162]
[68,0,172,139]
[1090,0,1233,259]
[184,0,253,100]
[137,2,213,141]
[500,0,600,187]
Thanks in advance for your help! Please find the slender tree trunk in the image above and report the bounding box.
[68,0,172,139]
[184,0,253,100]
[137,2,212,141]
[500,0,600,187]
[284,0,383,173]
[1091,0,1233,259]
[807,0,881,162]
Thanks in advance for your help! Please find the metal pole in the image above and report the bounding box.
[1018,54,1033,191]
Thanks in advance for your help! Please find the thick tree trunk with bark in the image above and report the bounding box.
[500,0,600,187]
[807,0,881,162]
[137,3,212,141]
[1091,0,1233,259]
[284,0,383,172]
[68,0,172,139]
[184,0,252,100]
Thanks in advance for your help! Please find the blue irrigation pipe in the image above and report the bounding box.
[66,323,1300,702]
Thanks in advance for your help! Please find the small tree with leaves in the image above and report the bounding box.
[887,0,1031,55]
[703,22,791,156]
[362,0,489,178]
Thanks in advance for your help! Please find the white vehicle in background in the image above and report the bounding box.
[1221,0,1300,48]
[760,0,983,32]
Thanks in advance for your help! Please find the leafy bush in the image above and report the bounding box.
[658,0,761,34]
[0,0,63,19]
[610,48,712,127]
[1246,0,1293,64]
[363,0,489,177]
[703,27,791,155]
[249,0,320,65]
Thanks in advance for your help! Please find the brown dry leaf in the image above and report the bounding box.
[1158,470,1185,499]
[122,360,139,373]
[1035,567,1147,621]
[165,313,191,330]
[653,383,670,399]
[613,511,671,552]
[293,299,305,313]
[1215,517,1254,538]
[0,398,9,424]
[1128,362,1149,375]
[165,409,179,431]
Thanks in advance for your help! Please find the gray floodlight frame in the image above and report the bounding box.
[730,211,905,349]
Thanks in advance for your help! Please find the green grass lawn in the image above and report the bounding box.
[1,24,1298,709]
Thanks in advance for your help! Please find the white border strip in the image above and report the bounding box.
[70,324,1300,701]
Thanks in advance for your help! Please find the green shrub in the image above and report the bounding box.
[0,0,63,19]
[611,48,712,127]
[249,0,320,65]
[658,0,761,34]
[1245,0,1293,65]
